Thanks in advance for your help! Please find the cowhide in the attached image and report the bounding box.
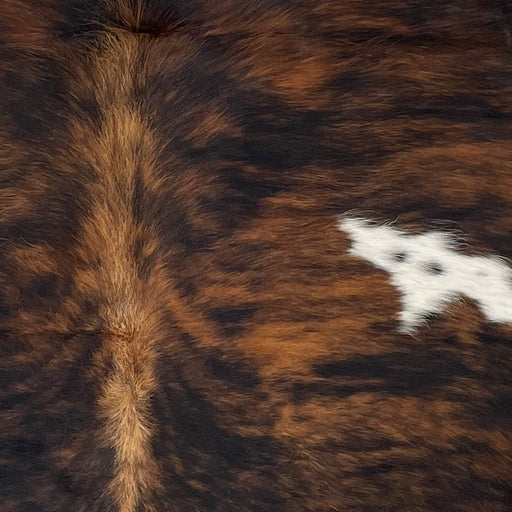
[1,1,511,511]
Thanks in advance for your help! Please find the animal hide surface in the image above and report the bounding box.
[1,1,512,511]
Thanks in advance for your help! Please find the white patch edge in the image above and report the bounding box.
[338,215,512,333]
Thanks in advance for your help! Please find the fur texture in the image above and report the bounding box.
[1,1,512,511]
[339,216,512,332]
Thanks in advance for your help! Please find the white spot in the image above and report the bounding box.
[338,216,512,333]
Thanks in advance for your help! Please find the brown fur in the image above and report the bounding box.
[1,1,512,511]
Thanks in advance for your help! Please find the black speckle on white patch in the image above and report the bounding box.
[392,251,408,262]
[424,262,444,275]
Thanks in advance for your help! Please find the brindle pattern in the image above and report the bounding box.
[1,1,512,511]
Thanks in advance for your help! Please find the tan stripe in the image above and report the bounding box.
[70,35,164,512]
[98,332,160,512]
